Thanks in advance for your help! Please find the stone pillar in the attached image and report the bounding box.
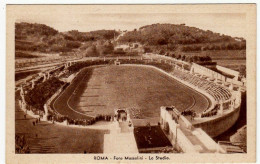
[20,87,25,103]
[18,99,23,110]
[43,74,46,82]
[31,80,35,89]
[229,83,233,90]
[47,72,50,80]
[43,104,48,121]
[190,67,193,74]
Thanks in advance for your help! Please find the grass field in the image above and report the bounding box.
[54,65,209,122]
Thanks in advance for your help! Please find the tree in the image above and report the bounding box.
[205,55,212,61]
[85,45,99,57]
[176,54,182,60]
[171,53,176,58]
[193,55,198,62]
[100,41,114,55]
[181,55,186,61]
[167,43,177,51]
[159,49,165,55]
[144,46,152,53]
[157,37,168,45]
[189,56,194,63]
[185,56,190,62]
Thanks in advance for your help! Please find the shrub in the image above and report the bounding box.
[66,41,81,49]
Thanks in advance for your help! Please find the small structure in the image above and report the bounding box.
[114,108,129,122]
[103,108,138,153]
[114,60,120,65]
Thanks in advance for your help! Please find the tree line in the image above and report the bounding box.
[181,42,246,52]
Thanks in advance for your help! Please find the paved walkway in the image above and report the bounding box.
[103,122,138,153]
[104,132,138,153]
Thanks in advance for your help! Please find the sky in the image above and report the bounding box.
[12,6,246,38]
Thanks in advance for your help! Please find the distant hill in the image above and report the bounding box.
[117,23,246,53]
[15,22,246,61]
[15,22,119,56]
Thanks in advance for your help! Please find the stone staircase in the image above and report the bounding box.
[103,121,138,153]
[27,137,56,153]
[119,121,130,133]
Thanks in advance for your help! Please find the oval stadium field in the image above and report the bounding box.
[52,65,210,121]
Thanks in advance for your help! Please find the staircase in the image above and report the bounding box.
[103,121,138,153]
[27,137,56,153]
[119,121,130,133]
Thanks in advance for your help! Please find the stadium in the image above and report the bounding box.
[15,54,245,153]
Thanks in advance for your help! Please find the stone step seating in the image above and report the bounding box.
[27,137,56,153]
[219,142,245,153]
[171,69,232,103]
[29,145,56,153]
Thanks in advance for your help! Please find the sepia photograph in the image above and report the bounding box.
[5,4,256,163]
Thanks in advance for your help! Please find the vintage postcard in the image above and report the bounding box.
[6,4,256,163]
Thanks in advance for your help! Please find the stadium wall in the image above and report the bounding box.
[216,65,239,80]
[193,105,240,137]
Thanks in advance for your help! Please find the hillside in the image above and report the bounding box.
[118,23,246,53]
[15,22,119,57]
[15,22,246,73]
[117,23,246,72]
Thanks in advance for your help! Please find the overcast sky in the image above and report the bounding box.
[13,6,246,38]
